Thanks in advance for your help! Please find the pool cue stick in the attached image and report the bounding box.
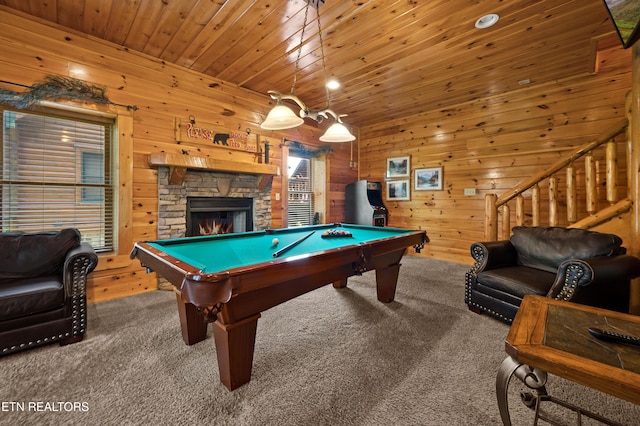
[272,231,315,258]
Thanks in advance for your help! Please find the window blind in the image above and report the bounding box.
[287,157,314,227]
[1,108,114,251]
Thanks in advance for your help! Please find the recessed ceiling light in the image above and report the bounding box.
[326,79,340,90]
[475,13,499,29]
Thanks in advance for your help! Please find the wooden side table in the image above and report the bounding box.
[496,295,640,425]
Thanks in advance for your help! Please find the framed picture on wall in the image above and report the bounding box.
[387,179,410,200]
[415,167,443,190]
[386,156,410,178]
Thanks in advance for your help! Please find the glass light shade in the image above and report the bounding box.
[319,122,356,142]
[260,104,304,130]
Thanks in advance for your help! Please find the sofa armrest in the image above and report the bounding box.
[469,240,518,273]
[62,242,98,297]
[547,255,640,301]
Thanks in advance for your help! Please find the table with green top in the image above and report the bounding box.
[130,223,428,390]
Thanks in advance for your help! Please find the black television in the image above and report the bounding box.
[603,0,640,49]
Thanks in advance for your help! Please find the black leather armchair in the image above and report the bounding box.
[0,228,98,355]
[465,226,640,324]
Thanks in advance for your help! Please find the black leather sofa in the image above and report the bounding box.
[465,226,640,324]
[0,228,98,355]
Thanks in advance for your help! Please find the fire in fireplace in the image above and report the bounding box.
[186,197,253,237]
[194,217,233,235]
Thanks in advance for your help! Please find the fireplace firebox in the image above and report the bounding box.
[186,197,253,237]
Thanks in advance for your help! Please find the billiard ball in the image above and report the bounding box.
[272,238,279,246]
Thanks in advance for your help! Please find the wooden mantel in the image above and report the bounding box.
[148,152,280,189]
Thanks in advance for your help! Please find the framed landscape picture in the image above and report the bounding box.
[386,156,410,178]
[387,179,410,200]
[415,167,442,190]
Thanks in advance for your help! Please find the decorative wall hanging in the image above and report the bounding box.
[0,75,137,110]
[174,117,258,153]
[284,138,333,158]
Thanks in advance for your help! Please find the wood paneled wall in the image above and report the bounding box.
[358,42,632,264]
[0,8,356,302]
[0,7,634,301]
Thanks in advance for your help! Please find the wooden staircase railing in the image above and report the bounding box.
[484,117,630,240]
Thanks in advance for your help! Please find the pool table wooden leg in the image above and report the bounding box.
[375,262,401,303]
[212,314,261,391]
[332,278,348,289]
[175,293,208,345]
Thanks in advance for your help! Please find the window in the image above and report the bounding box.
[287,156,314,226]
[1,107,114,251]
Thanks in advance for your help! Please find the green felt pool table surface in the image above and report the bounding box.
[146,223,417,273]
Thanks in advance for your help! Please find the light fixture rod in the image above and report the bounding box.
[261,0,355,142]
[316,1,331,106]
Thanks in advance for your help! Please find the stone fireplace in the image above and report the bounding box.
[156,167,272,241]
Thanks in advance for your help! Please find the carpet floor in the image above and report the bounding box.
[1,257,639,425]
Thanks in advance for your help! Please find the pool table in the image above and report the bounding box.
[130,223,428,390]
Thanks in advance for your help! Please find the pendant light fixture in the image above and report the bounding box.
[260,0,355,142]
[260,99,304,130]
[319,120,355,142]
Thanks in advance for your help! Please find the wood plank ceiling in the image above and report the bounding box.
[0,0,619,129]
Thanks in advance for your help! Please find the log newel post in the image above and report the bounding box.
[516,194,525,227]
[566,164,576,224]
[485,193,498,241]
[585,152,596,215]
[605,139,618,205]
[548,176,558,226]
[501,204,510,240]
[531,184,540,226]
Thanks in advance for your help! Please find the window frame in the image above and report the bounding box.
[284,151,327,227]
[287,155,314,227]
[0,101,132,255]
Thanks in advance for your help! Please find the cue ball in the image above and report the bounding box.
[272,238,279,245]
